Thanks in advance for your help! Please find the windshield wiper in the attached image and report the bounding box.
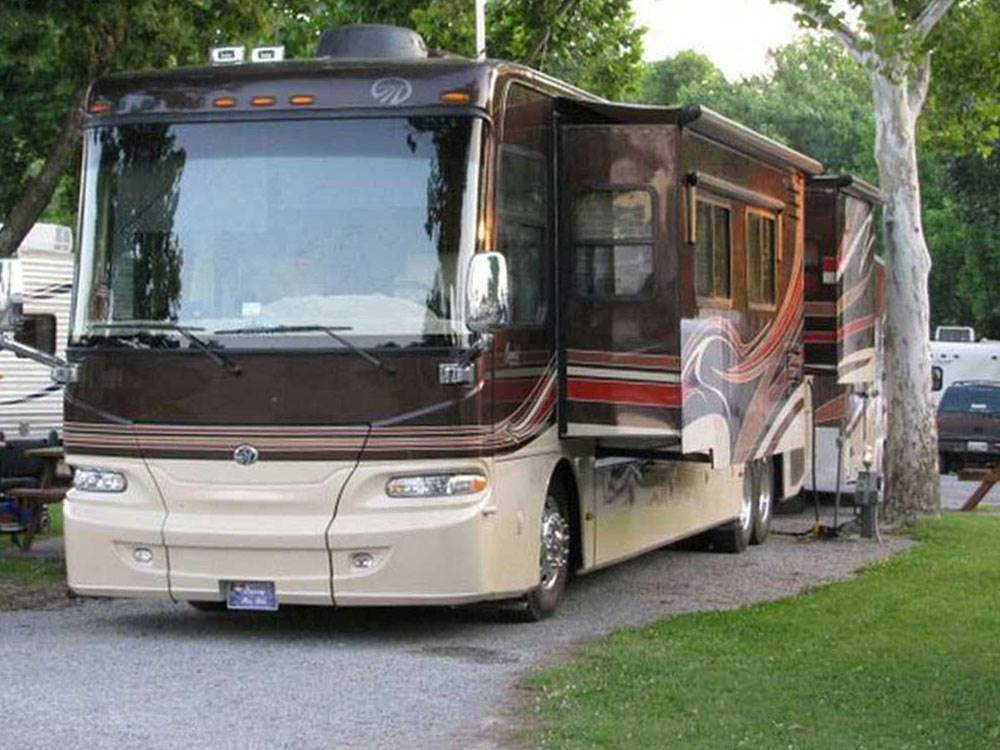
[214,324,396,375]
[88,321,242,376]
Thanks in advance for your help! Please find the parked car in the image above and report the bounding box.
[938,381,1000,473]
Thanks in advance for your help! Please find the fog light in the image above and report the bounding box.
[133,547,153,564]
[351,552,375,569]
[73,467,127,493]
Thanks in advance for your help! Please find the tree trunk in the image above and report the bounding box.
[872,71,940,521]
[0,94,85,259]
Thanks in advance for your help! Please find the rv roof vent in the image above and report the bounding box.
[316,25,429,60]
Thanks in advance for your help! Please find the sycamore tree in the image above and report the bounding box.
[781,0,957,520]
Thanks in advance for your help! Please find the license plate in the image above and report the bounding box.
[226,581,278,611]
[968,441,989,453]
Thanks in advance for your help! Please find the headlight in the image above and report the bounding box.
[385,473,487,498]
[73,467,127,493]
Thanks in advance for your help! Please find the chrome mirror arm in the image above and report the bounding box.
[0,333,78,383]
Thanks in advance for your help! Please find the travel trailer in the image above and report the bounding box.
[802,176,886,496]
[931,338,1000,404]
[0,223,74,441]
[30,25,874,618]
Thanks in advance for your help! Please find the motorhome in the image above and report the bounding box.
[802,176,886,496]
[0,223,74,441]
[28,25,871,618]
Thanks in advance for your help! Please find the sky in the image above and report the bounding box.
[632,0,805,80]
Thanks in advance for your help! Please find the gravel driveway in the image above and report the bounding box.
[1,507,910,750]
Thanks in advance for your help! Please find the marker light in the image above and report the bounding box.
[386,473,487,498]
[73,467,127,493]
[213,96,238,109]
[289,94,315,106]
[250,95,276,107]
[440,90,471,104]
[88,100,112,114]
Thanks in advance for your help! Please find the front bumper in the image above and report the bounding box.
[64,455,541,607]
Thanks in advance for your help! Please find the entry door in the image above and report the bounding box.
[558,124,682,439]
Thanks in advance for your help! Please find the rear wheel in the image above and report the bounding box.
[710,467,754,553]
[512,492,571,622]
[751,460,773,545]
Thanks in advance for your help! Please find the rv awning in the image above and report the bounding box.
[556,98,825,177]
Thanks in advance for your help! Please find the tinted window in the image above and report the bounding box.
[695,200,731,299]
[574,189,654,299]
[939,386,1000,414]
[15,313,56,355]
[748,212,777,305]
[497,84,550,326]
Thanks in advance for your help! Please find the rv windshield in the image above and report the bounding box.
[73,116,482,348]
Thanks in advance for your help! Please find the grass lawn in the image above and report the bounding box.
[523,513,1000,749]
[0,504,66,609]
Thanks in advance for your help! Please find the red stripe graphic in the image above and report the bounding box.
[568,379,681,407]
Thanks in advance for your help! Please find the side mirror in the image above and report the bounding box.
[931,365,943,393]
[466,251,510,334]
[0,258,24,333]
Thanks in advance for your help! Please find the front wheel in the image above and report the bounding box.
[513,493,571,621]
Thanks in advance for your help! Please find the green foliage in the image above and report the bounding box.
[0,0,644,231]
[0,0,281,227]
[638,50,727,105]
[923,0,1000,155]
[524,514,1000,749]
[283,0,645,100]
[639,36,877,179]
[925,151,1000,336]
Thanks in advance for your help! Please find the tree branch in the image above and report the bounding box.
[782,1,870,66]
[526,0,580,66]
[911,0,957,39]
[0,92,86,259]
[907,54,932,118]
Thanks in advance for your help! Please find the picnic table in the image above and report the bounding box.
[957,466,1000,512]
[2,445,67,551]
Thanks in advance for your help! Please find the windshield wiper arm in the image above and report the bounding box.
[89,321,242,376]
[214,324,395,375]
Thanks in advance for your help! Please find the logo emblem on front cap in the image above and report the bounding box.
[371,77,412,105]
[233,444,259,466]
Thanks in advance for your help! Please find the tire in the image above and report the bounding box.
[751,459,773,545]
[710,466,754,554]
[510,491,572,622]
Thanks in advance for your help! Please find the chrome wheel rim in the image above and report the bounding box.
[740,471,754,531]
[758,463,772,524]
[539,496,570,591]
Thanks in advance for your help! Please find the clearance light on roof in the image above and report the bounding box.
[289,94,315,106]
[210,46,246,65]
[251,46,285,63]
[88,100,112,115]
[440,90,471,104]
[250,95,276,107]
[213,96,238,109]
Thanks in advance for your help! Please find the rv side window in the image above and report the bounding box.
[497,83,550,326]
[573,189,655,299]
[14,313,56,355]
[747,211,778,306]
[695,199,731,299]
